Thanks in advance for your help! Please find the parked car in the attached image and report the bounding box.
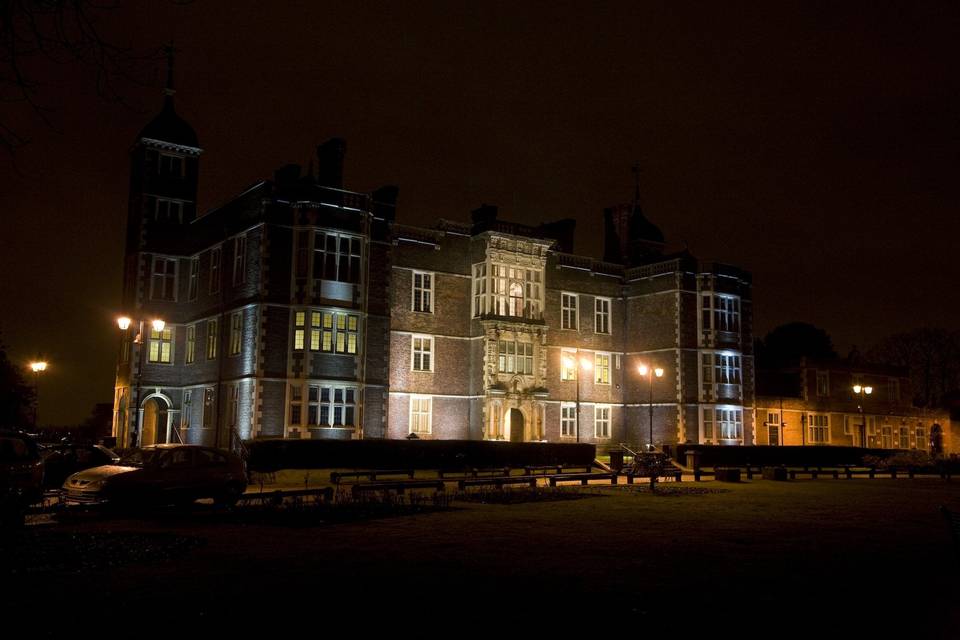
[62,444,247,507]
[40,443,120,489]
[0,430,44,527]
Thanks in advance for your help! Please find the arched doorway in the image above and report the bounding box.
[141,397,169,446]
[507,408,525,442]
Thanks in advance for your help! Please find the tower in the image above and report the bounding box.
[603,164,665,265]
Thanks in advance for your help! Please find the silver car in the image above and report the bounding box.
[63,444,247,507]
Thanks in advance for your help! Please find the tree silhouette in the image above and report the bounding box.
[757,322,838,369]
[0,339,34,427]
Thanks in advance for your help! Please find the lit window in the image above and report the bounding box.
[498,340,533,375]
[701,294,740,334]
[594,405,611,439]
[808,414,829,444]
[148,326,173,363]
[229,312,242,356]
[561,293,578,330]
[472,263,487,317]
[413,272,433,313]
[701,352,742,395]
[560,350,577,381]
[206,319,218,359]
[412,336,433,372]
[150,257,177,301]
[595,297,611,334]
[410,395,432,434]
[561,403,577,437]
[293,312,305,351]
[717,408,743,440]
[595,353,610,385]
[898,426,910,449]
[472,262,542,319]
[916,426,926,450]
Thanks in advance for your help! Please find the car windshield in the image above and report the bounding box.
[119,449,161,467]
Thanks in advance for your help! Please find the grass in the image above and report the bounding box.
[5,479,960,634]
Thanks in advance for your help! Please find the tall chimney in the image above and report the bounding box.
[316,138,346,189]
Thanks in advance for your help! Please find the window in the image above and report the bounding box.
[209,246,221,294]
[412,336,433,372]
[182,390,192,429]
[229,312,242,356]
[229,385,239,427]
[472,263,487,317]
[304,311,358,354]
[560,350,577,381]
[701,353,742,393]
[716,408,743,440]
[561,293,578,330]
[701,294,740,334]
[295,231,310,278]
[202,388,214,429]
[289,385,302,425]
[472,262,542,319]
[916,426,926,450]
[294,312,305,351]
[233,235,246,286]
[816,371,829,397]
[158,153,184,177]
[155,198,183,223]
[188,258,199,301]
[888,379,900,403]
[766,412,780,445]
[594,405,611,439]
[185,324,196,364]
[410,395,432,434]
[148,326,173,363]
[412,272,433,313]
[150,257,177,301]
[595,297,611,334]
[561,403,577,437]
[898,426,910,449]
[498,340,533,375]
[595,353,611,384]
[808,414,830,444]
[206,319,218,359]
[313,232,362,284]
[301,385,355,427]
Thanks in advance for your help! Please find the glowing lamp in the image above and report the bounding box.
[30,361,47,373]
[151,319,166,332]
[654,367,664,377]
[117,316,132,331]
[638,364,649,376]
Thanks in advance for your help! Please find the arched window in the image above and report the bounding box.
[509,281,523,316]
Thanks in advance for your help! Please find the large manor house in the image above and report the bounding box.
[114,83,948,454]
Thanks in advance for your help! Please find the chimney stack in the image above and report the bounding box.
[316,138,346,189]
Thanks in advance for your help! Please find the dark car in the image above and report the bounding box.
[62,444,247,507]
[0,430,45,527]
[40,443,120,489]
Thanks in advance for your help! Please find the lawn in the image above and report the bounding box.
[5,479,959,635]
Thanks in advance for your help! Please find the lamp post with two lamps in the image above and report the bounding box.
[28,360,47,429]
[562,354,593,443]
[637,363,664,451]
[853,384,873,448]
[117,315,165,448]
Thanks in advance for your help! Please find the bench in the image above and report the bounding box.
[789,468,842,480]
[438,467,510,479]
[458,476,539,490]
[331,469,415,484]
[547,472,618,487]
[623,468,682,483]
[524,464,592,475]
[239,487,334,506]
[350,479,445,497]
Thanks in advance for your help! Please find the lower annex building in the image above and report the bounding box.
[112,89,756,452]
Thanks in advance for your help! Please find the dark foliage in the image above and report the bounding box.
[756,322,838,369]
[0,340,33,427]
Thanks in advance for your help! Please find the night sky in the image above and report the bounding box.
[2,1,958,426]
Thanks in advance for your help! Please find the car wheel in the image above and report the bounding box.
[214,484,243,509]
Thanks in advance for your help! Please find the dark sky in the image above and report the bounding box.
[2,1,958,426]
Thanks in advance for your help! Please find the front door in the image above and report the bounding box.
[508,408,525,443]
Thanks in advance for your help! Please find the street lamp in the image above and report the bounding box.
[563,354,593,443]
[117,316,165,448]
[853,384,873,448]
[638,363,664,451]
[28,360,47,429]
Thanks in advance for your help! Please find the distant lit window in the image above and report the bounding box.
[293,312,305,351]
[595,353,610,385]
[560,350,577,381]
[916,425,926,450]
[898,425,910,449]
[148,326,173,364]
